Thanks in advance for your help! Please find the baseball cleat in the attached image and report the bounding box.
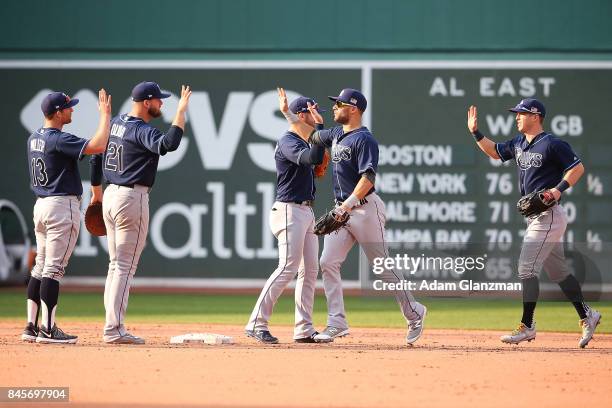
[500,323,536,344]
[313,326,349,343]
[245,330,279,344]
[21,323,39,342]
[105,333,145,345]
[406,304,427,345]
[36,324,78,344]
[579,309,601,348]
[294,332,319,343]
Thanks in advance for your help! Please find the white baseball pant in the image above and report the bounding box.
[518,204,570,282]
[102,184,149,341]
[319,193,422,329]
[31,196,81,282]
[246,202,318,339]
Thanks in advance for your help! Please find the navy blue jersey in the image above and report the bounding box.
[27,128,88,197]
[102,115,169,187]
[496,132,581,196]
[275,132,316,202]
[316,126,378,201]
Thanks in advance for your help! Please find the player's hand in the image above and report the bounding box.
[307,102,324,124]
[278,87,289,113]
[98,88,112,116]
[547,188,562,202]
[334,204,351,221]
[467,105,478,133]
[177,85,192,113]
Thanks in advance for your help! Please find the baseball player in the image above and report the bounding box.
[90,81,191,344]
[467,98,601,348]
[245,88,325,344]
[299,88,427,344]
[22,89,112,344]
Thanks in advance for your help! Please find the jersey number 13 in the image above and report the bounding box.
[30,157,48,186]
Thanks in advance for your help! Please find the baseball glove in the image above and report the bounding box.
[314,150,330,178]
[85,202,107,236]
[314,209,350,235]
[516,189,557,217]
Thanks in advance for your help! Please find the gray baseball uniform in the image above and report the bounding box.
[90,108,184,342]
[496,131,580,282]
[313,125,425,330]
[246,124,325,341]
[493,99,599,347]
[26,121,88,343]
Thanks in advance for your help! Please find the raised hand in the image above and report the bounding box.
[467,105,478,133]
[307,102,324,124]
[278,87,289,113]
[98,89,112,116]
[177,85,192,113]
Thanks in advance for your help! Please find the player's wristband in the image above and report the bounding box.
[315,123,324,131]
[555,180,570,193]
[343,194,360,209]
[471,130,484,142]
[282,110,299,124]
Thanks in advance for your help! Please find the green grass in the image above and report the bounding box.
[1,290,610,333]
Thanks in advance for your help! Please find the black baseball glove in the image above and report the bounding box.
[314,209,350,235]
[516,189,557,217]
[85,202,107,236]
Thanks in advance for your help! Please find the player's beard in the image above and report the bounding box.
[334,110,349,124]
[148,106,162,118]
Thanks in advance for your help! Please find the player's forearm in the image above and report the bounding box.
[298,144,325,166]
[351,176,374,200]
[84,112,111,154]
[309,130,325,146]
[472,130,500,159]
[161,126,184,153]
[89,154,103,186]
[477,138,501,159]
[564,163,585,186]
[171,108,187,131]
[90,185,103,202]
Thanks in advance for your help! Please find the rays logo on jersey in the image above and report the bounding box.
[331,143,351,163]
[515,147,543,169]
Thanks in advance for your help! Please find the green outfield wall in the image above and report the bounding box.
[0,2,611,290]
[1,1,611,57]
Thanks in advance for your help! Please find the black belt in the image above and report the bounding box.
[108,183,148,189]
[281,200,314,207]
[109,183,152,192]
[37,195,81,200]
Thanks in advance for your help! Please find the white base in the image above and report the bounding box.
[170,333,234,345]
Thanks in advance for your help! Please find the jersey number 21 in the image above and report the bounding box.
[105,142,124,172]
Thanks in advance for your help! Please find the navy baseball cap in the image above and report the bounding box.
[509,98,546,117]
[328,88,367,112]
[41,92,79,116]
[131,81,171,102]
[289,96,326,114]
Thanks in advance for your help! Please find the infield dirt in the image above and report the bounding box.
[1,321,611,408]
